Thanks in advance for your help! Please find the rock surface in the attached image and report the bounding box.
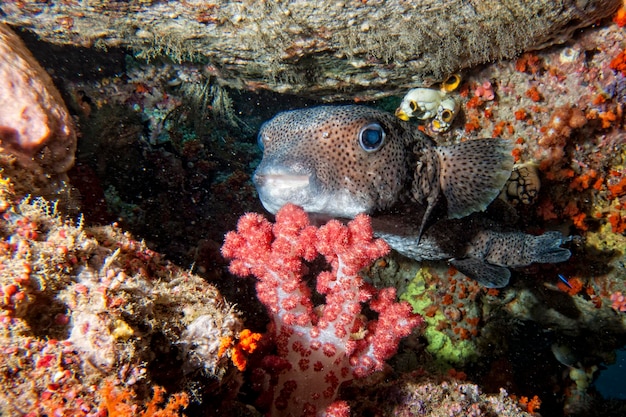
[0,0,621,101]
[0,22,77,199]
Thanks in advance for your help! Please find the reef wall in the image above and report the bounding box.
[0,0,621,101]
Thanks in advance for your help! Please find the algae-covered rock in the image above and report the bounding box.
[0,177,244,416]
[400,267,480,368]
[0,0,621,101]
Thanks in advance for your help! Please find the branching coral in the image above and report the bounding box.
[222,204,423,417]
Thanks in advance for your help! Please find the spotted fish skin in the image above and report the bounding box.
[372,206,571,288]
[254,105,571,287]
[254,105,419,218]
[255,105,513,231]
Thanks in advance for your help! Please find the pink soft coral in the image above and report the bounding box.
[222,204,423,417]
[610,291,626,312]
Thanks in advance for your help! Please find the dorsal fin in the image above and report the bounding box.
[437,139,514,219]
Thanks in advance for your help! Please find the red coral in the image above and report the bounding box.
[608,174,626,198]
[99,381,189,417]
[231,329,263,371]
[515,52,543,74]
[519,395,542,414]
[466,96,483,109]
[525,86,543,102]
[514,109,528,121]
[598,110,618,129]
[570,170,598,192]
[222,204,422,416]
[557,277,584,295]
[608,212,626,234]
[610,49,626,76]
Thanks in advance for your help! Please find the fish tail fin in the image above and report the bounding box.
[469,230,571,268]
[437,138,514,218]
[523,231,572,264]
[452,230,571,287]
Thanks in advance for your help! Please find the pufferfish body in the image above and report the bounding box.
[253,105,570,287]
[255,105,512,238]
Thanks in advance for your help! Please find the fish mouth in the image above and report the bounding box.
[253,172,310,189]
[253,167,316,214]
[253,167,373,218]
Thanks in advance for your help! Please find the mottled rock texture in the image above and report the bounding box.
[1,0,621,101]
[0,22,77,197]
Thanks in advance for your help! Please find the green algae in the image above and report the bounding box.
[400,267,478,368]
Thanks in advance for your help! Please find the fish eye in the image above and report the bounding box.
[409,101,418,112]
[441,109,454,123]
[359,123,385,152]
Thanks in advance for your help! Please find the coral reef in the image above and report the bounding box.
[0,177,244,416]
[222,204,423,416]
[33,55,267,267]
[0,1,621,101]
[99,380,189,417]
[360,42,626,404]
[0,3,625,417]
[400,267,483,368]
[346,371,536,416]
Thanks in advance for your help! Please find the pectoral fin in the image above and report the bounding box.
[437,138,514,219]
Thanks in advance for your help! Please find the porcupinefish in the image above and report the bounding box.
[253,105,571,287]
